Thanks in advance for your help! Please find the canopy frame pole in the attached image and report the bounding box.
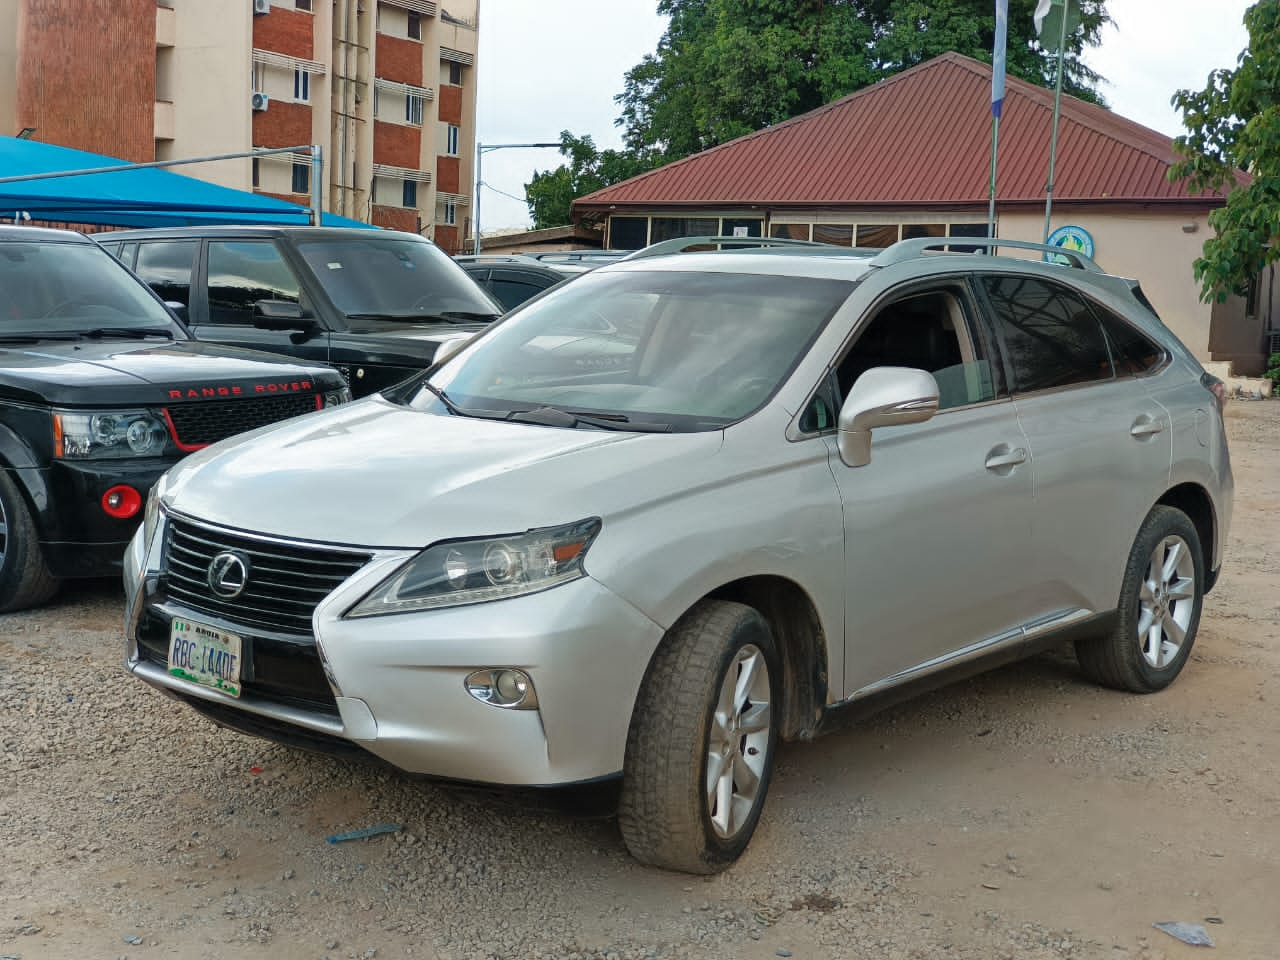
[0,144,316,185]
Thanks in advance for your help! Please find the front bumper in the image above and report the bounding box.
[123,522,664,786]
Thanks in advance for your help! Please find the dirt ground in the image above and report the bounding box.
[1,402,1277,960]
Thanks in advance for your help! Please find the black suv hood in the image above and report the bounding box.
[0,340,343,407]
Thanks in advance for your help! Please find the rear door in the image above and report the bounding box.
[188,238,332,367]
[977,272,1173,616]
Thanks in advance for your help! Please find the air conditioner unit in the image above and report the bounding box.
[251,92,270,112]
[253,0,271,15]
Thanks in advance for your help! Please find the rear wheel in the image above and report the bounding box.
[618,599,780,874]
[0,470,59,613]
[1076,505,1203,693]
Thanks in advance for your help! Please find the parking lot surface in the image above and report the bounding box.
[2,403,1277,960]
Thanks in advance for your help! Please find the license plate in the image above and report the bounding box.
[168,617,242,698]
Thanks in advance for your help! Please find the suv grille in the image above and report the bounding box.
[163,517,371,635]
[164,394,320,448]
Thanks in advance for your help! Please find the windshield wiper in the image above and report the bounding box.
[79,327,175,340]
[0,332,81,344]
[419,382,508,420]
[507,406,672,433]
[347,311,499,325]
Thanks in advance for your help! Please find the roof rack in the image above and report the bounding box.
[621,235,869,261]
[870,237,1103,273]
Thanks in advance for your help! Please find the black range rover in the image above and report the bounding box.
[0,227,349,612]
[99,226,501,398]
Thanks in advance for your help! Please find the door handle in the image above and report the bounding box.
[1130,416,1165,438]
[984,445,1028,471]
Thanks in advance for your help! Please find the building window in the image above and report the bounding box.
[448,62,463,85]
[295,0,312,9]
[444,201,457,225]
[407,11,422,39]
[403,179,417,208]
[446,124,459,156]
[294,69,310,103]
[372,86,380,117]
[252,157,260,188]
[292,161,310,194]
[406,93,424,126]
[252,62,266,93]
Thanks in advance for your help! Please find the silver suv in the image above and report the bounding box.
[123,236,1233,874]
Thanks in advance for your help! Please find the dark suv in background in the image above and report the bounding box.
[100,227,501,397]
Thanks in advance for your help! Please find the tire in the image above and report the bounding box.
[618,599,780,874]
[1076,505,1203,693]
[0,469,60,613]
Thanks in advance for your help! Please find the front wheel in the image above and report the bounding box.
[618,599,780,874]
[1076,505,1204,693]
[0,470,60,613]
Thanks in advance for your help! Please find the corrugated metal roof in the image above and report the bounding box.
[574,53,1240,212]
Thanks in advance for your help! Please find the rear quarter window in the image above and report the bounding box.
[1093,304,1167,375]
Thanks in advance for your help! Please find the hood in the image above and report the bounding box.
[0,340,343,406]
[161,395,723,548]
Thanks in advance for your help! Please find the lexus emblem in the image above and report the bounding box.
[207,551,251,599]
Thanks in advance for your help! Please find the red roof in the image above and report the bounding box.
[574,52,1238,213]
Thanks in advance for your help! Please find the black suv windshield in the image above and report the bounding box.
[295,236,500,327]
[0,240,181,338]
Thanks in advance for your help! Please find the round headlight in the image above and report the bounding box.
[126,418,163,454]
[92,415,120,445]
[483,542,523,585]
[443,548,469,586]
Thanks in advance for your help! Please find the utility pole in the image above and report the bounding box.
[473,141,561,254]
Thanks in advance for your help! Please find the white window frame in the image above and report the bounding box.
[293,68,310,103]
[443,201,457,225]
[446,124,459,156]
[406,93,425,126]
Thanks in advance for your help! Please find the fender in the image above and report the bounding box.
[0,423,55,539]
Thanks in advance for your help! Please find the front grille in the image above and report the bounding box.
[164,394,320,448]
[162,516,371,635]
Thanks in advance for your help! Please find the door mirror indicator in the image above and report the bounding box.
[836,367,939,467]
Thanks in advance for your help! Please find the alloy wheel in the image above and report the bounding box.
[705,643,772,839]
[1137,534,1196,669]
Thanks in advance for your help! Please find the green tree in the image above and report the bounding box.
[1169,1,1280,302]
[525,131,657,228]
[617,0,1110,163]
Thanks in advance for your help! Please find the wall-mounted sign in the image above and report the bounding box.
[1045,224,1095,265]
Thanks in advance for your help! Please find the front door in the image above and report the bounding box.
[826,280,1041,697]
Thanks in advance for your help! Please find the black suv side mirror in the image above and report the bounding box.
[252,300,317,332]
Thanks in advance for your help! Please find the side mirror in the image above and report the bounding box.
[252,300,316,331]
[431,336,469,367]
[837,366,939,467]
[164,301,188,323]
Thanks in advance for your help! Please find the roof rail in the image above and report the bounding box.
[870,237,1103,273]
[621,235,852,261]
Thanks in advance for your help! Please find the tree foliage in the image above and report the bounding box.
[525,131,657,229]
[617,0,1110,162]
[1169,1,1280,302]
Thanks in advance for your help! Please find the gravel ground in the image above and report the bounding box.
[2,401,1278,960]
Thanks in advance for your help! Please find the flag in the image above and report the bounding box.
[1033,0,1053,34]
[1035,0,1081,51]
[992,0,1008,118]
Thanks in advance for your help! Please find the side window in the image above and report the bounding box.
[981,275,1114,393]
[1094,304,1166,375]
[834,288,1002,412]
[134,240,198,307]
[206,240,301,326]
[489,275,549,311]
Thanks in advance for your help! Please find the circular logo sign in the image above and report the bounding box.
[1045,224,1095,265]
[207,551,251,599]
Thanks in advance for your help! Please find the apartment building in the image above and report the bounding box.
[0,0,478,250]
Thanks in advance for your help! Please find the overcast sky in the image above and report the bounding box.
[474,0,1252,234]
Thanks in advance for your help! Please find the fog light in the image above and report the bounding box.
[464,668,538,710]
[102,484,143,519]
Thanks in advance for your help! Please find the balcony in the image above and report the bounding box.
[155,3,175,47]
[154,100,175,141]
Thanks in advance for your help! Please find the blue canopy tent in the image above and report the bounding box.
[0,136,374,229]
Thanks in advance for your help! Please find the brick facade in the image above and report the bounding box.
[373,120,420,168]
[253,100,313,148]
[16,0,156,162]
[433,225,460,254]
[258,190,308,206]
[252,6,314,60]
[372,204,418,232]
[375,34,423,86]
[438,85,463,125]
[435,155,460,195]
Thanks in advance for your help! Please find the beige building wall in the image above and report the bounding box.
[0,0,17,136]
[998,207,1216,362]
[165,1,255,190]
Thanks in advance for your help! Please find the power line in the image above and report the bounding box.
[479,180,529,205]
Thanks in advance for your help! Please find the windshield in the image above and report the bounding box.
[414,269,853,432]
[295,236,500,326]
[0,240,181,337]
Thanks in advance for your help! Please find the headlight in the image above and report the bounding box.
[142,480,165,547]
[346,517,602,617]
[53,409,170,459]
[322,387,351,407]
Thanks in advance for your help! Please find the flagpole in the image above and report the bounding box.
[1042,2,1070,243]
[987,115,1000,238]
[989,0,1008,240]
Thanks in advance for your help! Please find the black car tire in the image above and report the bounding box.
[618,599,780,874]
[0,469,60,613]
[1076,505,1204,693]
